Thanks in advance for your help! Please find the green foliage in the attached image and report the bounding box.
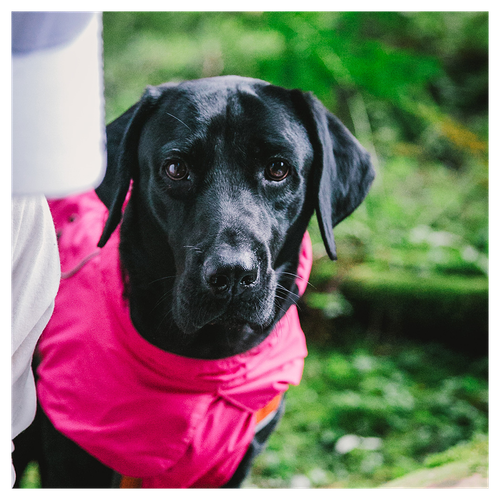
[247,341,487,488]
[102,12,488,139]
[18,462,40,488]
[329,154,488,276]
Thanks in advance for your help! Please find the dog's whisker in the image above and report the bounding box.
[275,288,301,314]
[183,245,202,253]
[156,312,171,332]
[274,302,289,318]
[148,275,177,286]
[280,271,316,290]
[151,288,175,313]
[276,284,300,300]
[165,112,192,132]
[280,271,300,279]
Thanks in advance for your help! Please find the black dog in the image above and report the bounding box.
[15,76,374,488]
[96,76,374,358]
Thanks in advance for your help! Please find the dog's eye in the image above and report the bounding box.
[265,160,290,181]
[162,160,189,181]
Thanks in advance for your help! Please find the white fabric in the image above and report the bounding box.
[11,196,60,485]
[12,14,106,197]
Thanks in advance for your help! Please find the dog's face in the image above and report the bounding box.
[137,79,314,336]
[97,76,375,358]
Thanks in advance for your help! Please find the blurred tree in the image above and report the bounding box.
[102,11,487,168]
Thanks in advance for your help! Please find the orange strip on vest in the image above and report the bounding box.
[255,393,282,424]
[119,475,142,488]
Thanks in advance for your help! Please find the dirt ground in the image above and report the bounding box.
[381,462,488,489]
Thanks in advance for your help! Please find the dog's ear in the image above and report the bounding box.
[96,86,163,248]
[293,91,375,260]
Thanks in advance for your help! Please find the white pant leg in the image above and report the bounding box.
[11,195,60,485]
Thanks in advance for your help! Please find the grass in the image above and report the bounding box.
[18,462,40,489]
[244,337,488,488]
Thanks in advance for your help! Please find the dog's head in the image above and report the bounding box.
[96,76,374,357]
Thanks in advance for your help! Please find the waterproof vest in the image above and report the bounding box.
[37,190,311,488]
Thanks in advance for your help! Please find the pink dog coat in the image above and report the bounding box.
[36,190,312,488]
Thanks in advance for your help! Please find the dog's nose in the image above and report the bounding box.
[204,252,258,296]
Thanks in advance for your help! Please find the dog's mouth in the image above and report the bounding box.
[206,315,269,331]
[192,318,271,356]
[177,302,275,336]
[173,277,277,336]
